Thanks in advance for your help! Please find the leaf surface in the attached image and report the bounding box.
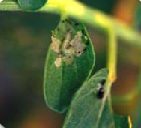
[62,69,130,128]
[44,19,95,113]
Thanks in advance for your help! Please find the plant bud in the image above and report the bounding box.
[18,0,47,10]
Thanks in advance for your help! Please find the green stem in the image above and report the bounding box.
[0,0,141,49]
[106,27,117,84]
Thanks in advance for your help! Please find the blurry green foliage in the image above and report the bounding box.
[79,0,117,14]
[0,11,59,127]
[135,3,141,31]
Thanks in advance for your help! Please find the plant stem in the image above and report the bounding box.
[128,117,133,128]
[41,0,141,48]
[0,0,141,49]
[106,28,117,84]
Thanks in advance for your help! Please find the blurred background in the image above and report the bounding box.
[0,0,141,127]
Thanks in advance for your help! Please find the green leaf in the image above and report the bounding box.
[18,0,47,10]
[62,69,130,128]
[114,114,130,128]
[44,19,95,113]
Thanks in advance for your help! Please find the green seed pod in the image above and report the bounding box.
[18,0,47,10]
[44,19,95,113]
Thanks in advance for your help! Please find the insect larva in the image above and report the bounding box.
[97,79,106,99]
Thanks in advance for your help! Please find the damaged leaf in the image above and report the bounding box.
[62,69,130,128]
[44,19,95,113]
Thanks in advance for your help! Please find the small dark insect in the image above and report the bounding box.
[97,87,104,99]
[97,79,106,99]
